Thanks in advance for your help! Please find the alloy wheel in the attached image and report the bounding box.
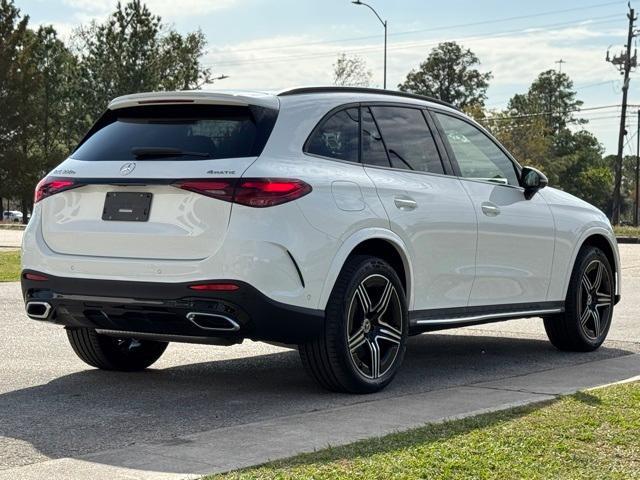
[346,274,404,379]
[578,259,613,341]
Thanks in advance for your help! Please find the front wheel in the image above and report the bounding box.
[299,255,408,393]
[67,328,168,371]
[544,246,615,352]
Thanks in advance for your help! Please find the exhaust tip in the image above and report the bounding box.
[26,301,52,319]
[186,312,240,332]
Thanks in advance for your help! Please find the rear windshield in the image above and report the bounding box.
[71,104,278,161]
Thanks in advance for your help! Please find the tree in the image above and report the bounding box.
[398,42,492,109]
[507,70,585,137]
[332,53,372,87]
[72,0,212,125]
[0,0,29,214]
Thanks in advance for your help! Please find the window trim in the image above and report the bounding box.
[429,108,524,190]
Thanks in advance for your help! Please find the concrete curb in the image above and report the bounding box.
[2,353,638,480]
[617,236,640,244]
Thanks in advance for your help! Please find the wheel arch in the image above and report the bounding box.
[318,229,413,311]
[565,229,621,300]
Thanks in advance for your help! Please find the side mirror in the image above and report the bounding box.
[521,166,548,200]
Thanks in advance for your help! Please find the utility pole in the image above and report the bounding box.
[635,109,640,227]
[607,4,638,224]
[555,59,566,74]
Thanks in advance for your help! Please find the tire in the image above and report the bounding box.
[299,255,408,393]
[66,327,168,371]
[544,246,615,352]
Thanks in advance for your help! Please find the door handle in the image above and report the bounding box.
[394,197,418,211]
[481,202,500,217]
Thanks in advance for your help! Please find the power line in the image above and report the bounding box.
[484,104,629,122]
[207,15,621,67]
[208,1,623,56]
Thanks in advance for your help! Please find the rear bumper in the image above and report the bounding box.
[21,270,324,344]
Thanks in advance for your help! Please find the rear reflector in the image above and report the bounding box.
[173,178,311,208]
[24,272,49,281]
[188,283,240,292]
[34,177,78,203]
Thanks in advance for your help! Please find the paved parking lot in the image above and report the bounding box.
[0,245,638,478]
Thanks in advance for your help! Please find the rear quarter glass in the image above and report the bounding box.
[70,104,278,161]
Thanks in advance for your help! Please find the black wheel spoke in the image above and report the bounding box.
[593,262,604,291]
[349,326,367,353]
[367,339,381,379]
[591,309,601,337]
[372,279,394,321]
[356,284,372,313]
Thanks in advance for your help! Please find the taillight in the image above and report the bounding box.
[173,180,235,203]
[234,179,312,207]
[34,177,78,203]
[173,178,312,208]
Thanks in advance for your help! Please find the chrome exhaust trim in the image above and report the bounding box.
[26,301,52,320]
[186,312,241,332]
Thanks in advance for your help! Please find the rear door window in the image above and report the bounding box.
[370,106,445,174]
[71,104,277,161]
[305,108,359,162]
[361,107,390,167]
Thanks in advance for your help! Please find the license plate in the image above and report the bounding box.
[102,192,152,222]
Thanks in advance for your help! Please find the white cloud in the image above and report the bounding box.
[203,23,627,153]
[62,0,238,19]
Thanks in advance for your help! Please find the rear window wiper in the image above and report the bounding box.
[131,147,212,159]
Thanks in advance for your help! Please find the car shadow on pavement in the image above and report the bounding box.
[0,332,635,472]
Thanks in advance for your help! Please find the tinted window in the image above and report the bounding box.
[435,113,519,186]
[306,108,359,162]
[72,104,277,161]
[370,107,444,174]
[361,107,389,167]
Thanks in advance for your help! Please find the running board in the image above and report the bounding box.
[409,302,564,333]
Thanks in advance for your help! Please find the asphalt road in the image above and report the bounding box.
[1,245,638,472]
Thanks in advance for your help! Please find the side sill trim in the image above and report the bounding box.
[412,308,564,326]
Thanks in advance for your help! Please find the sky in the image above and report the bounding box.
[14,0,640,155]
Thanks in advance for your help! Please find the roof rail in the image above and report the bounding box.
[277,86,459,111]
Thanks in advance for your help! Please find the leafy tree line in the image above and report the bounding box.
[336,43,635,220]
[1,0,634,222]
[0,0,212,219]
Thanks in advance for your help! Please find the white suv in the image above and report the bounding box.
[21,87,620,393]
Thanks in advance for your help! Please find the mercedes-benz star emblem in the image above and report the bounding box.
[119,162,136,176]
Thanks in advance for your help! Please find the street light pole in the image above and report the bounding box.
[352,1,387,89]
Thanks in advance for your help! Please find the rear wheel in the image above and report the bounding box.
[299,255,408,393]
[544,246,614,351]
[66,327,168,371]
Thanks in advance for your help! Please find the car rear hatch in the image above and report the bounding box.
[39,92,279,261]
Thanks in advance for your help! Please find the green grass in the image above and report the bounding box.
[0,250,21,282]
[614,226,640,238]
[208,382,640,480]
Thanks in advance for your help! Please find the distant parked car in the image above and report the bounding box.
[21,87,621,393]
[2,211,23,223]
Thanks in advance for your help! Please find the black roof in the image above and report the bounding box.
[277,86,459,111]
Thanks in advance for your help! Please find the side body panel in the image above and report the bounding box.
[364,166,477,310]
[541,187,621,300]
[461,180,556,306]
